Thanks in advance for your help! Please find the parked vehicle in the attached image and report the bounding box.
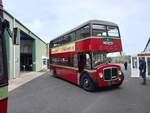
[0,0,9,112]
[49,20,124,91]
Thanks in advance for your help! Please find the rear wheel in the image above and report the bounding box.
[80,73,96,91]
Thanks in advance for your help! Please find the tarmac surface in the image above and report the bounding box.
[9,72,46,92]
[8,66,150,113]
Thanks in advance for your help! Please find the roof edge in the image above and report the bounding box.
[3,10,48,45]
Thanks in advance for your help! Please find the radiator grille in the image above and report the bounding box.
[103,68,118,81]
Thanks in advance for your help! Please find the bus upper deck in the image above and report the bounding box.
[49,20,122,53]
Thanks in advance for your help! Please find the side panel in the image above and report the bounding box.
[0,86,8,113]
[75,39,91,52]
[0,98,7,113]
[51,65,78,84]
[76,38,122,52]
[50,52,74,58]
[35,39,48,71]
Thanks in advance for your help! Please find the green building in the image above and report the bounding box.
[4,10,49,79]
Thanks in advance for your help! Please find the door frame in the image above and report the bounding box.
[131,56,139,77]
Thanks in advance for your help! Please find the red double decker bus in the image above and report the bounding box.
[49,20,124,91]
[0,0,9,112]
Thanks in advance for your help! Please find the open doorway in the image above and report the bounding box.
[20,31,34,72]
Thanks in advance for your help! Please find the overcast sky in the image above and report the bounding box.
[3,0,150,55]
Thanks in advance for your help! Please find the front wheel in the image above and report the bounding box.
[80,73,96,92]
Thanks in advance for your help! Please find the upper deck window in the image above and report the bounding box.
[76,25,90,40]
[92,24,107,37]
[0,35,4,79]
[63,32,75,43]
[107,26,119,37]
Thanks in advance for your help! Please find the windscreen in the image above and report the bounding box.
[92,52,121,69]
[107,26,119,37]
[92,24,120,37]
[0,34,4,79]
[92,52,107,68]
[92,25,107,37]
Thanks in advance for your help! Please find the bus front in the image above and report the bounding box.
[76,21,124,90]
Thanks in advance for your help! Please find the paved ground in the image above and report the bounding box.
[9,71,47,92]
[8,66,150,113]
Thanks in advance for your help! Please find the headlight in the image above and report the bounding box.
[118,77,122,81]
[118,70,122,75]
[99,73,103,78]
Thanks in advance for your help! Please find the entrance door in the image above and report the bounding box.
[131,56,139,77]
[78,53,86,72]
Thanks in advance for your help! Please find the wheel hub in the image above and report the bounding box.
[84,79,89,87]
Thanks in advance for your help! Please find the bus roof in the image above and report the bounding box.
[50,20,118,43]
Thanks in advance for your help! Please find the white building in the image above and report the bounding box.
[131,38,150,78]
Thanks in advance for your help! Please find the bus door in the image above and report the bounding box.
[78,53,86,72]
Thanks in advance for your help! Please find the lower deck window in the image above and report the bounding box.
[51,57,73,67]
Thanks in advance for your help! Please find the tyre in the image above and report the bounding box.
[80,73,96,91]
